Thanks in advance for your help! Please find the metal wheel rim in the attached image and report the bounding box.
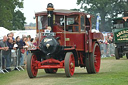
[31,55,38,76]
[94,44,101,72]
[69,54,75,76]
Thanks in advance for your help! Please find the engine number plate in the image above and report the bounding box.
[43,32,56,36]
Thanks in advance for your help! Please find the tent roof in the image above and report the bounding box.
[0,27,10,39]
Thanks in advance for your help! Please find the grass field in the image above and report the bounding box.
[0,57,128,85]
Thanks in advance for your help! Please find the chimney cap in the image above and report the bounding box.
[47,3,54,8]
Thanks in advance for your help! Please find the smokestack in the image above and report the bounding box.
[47,3,54,31]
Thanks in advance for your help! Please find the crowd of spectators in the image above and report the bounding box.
[0,32,37,72]
[99,34,115,58]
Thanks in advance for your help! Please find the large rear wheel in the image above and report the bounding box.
[85,53,91,74]
[126,53,128,59]
[64,52,75,77]
[27,53,38,78]
[86,43,101,73]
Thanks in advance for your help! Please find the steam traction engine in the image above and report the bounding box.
[112,12,128,59]
[27,3,103,78]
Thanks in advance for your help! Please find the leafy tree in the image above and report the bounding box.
[77,0,128,32]
[0,0,13,30]
[12,10,26,30]
[0,0,26,30]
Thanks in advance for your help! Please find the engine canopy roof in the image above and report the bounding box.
[35,9,93,17]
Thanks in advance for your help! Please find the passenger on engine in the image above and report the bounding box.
[68,17,79,32]
[47,26,52,31]
[73,18,78,25]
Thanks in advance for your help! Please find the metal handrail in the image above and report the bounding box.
[0,48,25,74]
[15,48,24,71]
[0,50,9,74]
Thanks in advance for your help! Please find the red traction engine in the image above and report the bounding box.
[27,3,103,78]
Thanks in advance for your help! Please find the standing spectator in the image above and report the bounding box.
[16,36,21,48]
[27,35,31,40]
[7,33,12,39]
[16,36,27,67]
[27,35,32,48]
[0,38,6,69]
[16,36,21,66]
[10,32,15,41]
[33,37,38,46]
[24,37,29,47]
[0,36,11,71]
[7,38,15,50]
[7,38,16,69]
[98,39,104,57]
[24,35,33,67]
[0,46,3,68]
[30,38,34,43]
[108,36,114,57]
[102,36,109,57]
[23,36,30,66]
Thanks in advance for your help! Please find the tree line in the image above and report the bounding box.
[0,0,26,30]
[76,0,128,32]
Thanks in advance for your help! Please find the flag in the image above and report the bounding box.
[96,15,100,31]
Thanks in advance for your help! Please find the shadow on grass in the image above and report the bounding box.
[35,68,117,79]
[36,72,96,79]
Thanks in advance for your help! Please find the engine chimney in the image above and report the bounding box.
[47,3,54,31]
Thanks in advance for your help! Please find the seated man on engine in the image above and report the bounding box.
[68,16,79,32]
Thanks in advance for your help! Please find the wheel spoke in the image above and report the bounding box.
[94,45,101,73]
[65,52,75,77]
[31,55,38,77]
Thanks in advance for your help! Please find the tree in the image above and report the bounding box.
[0,0,13,30]
[77,0,128,32]
[0,0,26,30]
[12,10,26,30]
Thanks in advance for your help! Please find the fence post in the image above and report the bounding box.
[0,50,9,73]
[14,49,20,71]
[0,50,5,74]
[17,48,24,71]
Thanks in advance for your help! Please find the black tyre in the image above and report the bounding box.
[126,53,128,59]
[27,53,38,78]
[115,47,120,60]
[85,53,91,74]
[86,43,101,74]
[65,52,75,77]
[44,69,50,73]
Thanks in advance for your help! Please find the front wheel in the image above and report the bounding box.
[27,53,38,78]
[64,52,75,77]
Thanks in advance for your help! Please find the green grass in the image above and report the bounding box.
[101,56,115,60]
[0,70,25,85]
[0,57,128,85]
[101,55,127,60]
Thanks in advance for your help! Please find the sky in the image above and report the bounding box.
[22,0,80,24]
